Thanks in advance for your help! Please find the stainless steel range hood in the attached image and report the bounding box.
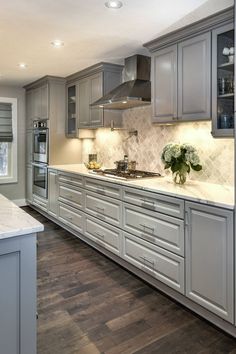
[90,54,151,110]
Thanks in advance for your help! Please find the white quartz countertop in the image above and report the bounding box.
[0,194,44,240]
[49,164,235,210]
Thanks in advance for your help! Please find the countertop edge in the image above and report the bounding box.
[49,165,235,210]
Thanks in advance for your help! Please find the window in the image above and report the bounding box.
[0,97,17,184]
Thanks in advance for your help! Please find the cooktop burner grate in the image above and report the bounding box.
[89,169,161,180]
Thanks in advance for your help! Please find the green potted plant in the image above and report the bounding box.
[161,143,202,185]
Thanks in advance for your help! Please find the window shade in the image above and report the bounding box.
[0,103,13,142]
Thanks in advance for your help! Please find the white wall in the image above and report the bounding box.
[0,86,26,203]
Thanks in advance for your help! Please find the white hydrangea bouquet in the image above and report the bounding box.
[161,143,202,184]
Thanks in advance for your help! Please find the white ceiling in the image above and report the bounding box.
[0,0,232,87]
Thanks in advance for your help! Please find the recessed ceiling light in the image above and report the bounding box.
[51,39,64,48]
[105,1,123,9]
[18,63,27,69]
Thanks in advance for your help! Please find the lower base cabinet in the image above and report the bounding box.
[0,234,37,354]
[58,202,84,234]
[185,202,234,323]
[123,232,185,294]
[84,214,122,256]
[42,169,235,333]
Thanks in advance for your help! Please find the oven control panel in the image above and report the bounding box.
[33,120,48,128]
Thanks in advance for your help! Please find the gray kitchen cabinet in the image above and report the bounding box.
[84,214,122,256]
[123,232,185,294]
[0,234,37,354]
[151,45,178,122]
[41,84,49,119]
[178,32,211,120]
[48,169,58,218]
[185,202,234,323]
[85,191,122,227]
[84,177,122,200]
[150,33,211,123]
[90,72,104,126]
[26,90,34,129]
[123,203,184,256]
[78,72,104,128]
[26,165,33,203]
[27,85,49,121]
[78,77,90,127]
[58,203,84,234]
[212,23,234,138]
[26,130,33,165]
[66,84,77,137]
[32,87,42,119]
[145,7,234,125]
[66,62,123,130]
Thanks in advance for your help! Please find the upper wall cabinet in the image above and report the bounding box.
[178,33,211,121]
[212,23,234,138]
[27,85,49,124]
[66,84,77,137]
[150,33,211,124]
[66,62,123,136]
[144,6,234,128]
[152,45,177,122]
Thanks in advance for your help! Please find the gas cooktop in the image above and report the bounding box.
[89,169,161,180]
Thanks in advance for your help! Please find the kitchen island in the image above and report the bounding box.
[0,194,43,354]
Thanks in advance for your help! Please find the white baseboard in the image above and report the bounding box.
[12,198,27,207]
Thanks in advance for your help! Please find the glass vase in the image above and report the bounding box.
[172,170,187,185]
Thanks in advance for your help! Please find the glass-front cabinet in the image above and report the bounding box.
[212,23,234,138]
[66,84,77,138]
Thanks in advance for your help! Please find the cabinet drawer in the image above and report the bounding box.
[84,177,122,199]
[58,203,84,233]
[123,187,184,219]
[123,203,184,256]
[58,173,83,188]
[123,232,184,294]
[59,185,84,210]
[85,191,122,227]
[32,194,48,212]
[84,215,121,255]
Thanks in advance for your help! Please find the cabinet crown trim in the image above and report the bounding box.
[144,6,233,52]
[66,62,124,84]
[24,75,66,90]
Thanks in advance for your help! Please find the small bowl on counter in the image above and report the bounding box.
[84,161,102,170]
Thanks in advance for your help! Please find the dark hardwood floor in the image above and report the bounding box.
[24,207,236,354]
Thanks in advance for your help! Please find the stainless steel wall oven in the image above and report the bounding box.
[32,120,49,198]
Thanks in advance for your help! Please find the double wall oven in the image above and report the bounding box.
[32,120,49,199]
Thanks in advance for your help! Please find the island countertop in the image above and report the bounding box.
[0,194,44,240]
[49,164,234,210]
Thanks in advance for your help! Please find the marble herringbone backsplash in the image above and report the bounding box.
[82,106,234,186]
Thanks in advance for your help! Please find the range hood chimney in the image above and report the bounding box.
[90,54,151,110]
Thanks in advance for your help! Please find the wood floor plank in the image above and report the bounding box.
[21,207,236,354]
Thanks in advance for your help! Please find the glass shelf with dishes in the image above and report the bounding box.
[66,84,77,138]
[212,23,234,138]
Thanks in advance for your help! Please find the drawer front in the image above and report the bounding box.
[123,187,184,219]
[123,232,185,293]
[84,215,121,255]
[58,173,83,188]
[123,203,184,256]
[58,203,84,233]
[85,191,122,227]
[59,185,84,209]
[32,195,48,212]
[84,177,122,200]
